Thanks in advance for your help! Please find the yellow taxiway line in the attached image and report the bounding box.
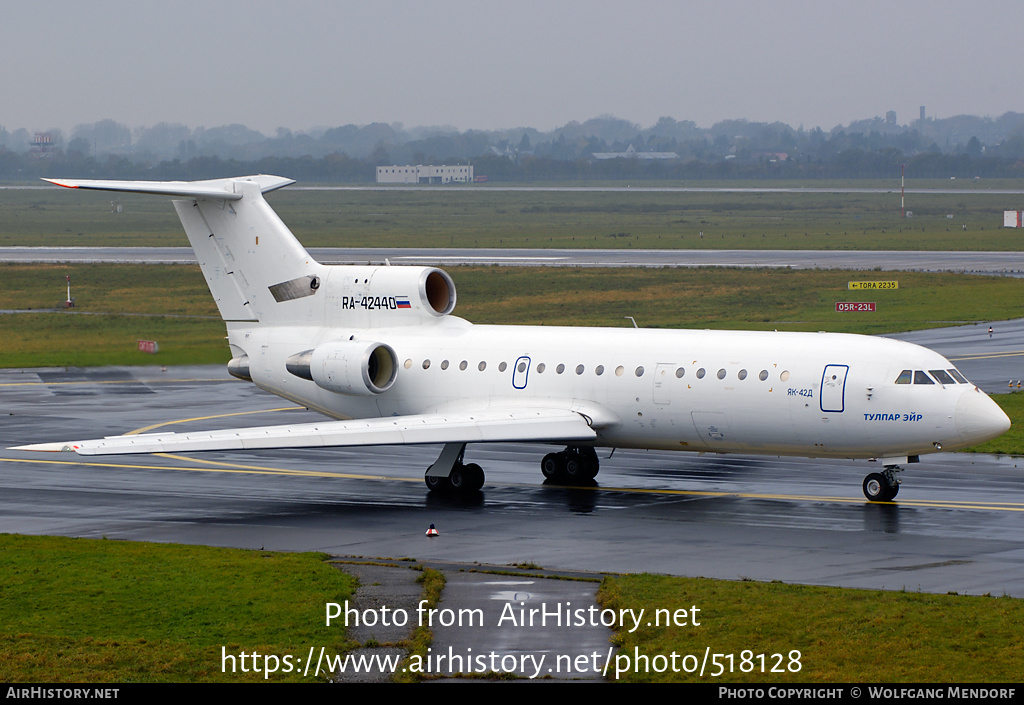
[4,453,1023,513]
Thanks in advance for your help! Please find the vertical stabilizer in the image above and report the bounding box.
[44,175,325,324]
[175,180,323,322]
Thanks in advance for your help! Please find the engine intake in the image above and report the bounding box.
[286,340,398,395]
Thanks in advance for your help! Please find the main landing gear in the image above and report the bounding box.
[862,466,901,502]
[424,462,485,492]
[424,443,484,493]
[423,443,602,493]
[541,446,600,483]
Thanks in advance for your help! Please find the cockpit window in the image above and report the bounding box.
[929,369,956,385]
[948,369,970,384]
[895,370,912,384]
[913,370,935,385]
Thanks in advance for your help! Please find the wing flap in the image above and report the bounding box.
[11,409,596,456]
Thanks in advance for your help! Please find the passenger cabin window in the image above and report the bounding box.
[929,369,956,385]
[895,370,912,384]
[913,370,935,385]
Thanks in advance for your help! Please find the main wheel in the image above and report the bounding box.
[448,465,468,491]
[563,453,584,480]
[578,447,600,480]
[541,452,566,480]
[863,472,895,502]
[463,463,485,491]
[425,473,450,492]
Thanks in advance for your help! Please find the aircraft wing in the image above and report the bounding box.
[11,408,597,456]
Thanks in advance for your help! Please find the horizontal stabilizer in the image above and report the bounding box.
[11,409,597,456]
[42,175,295,200]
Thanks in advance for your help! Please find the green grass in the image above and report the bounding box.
[453,266,1024,334]
[394,567,446,683]
[3,263,1023,369]
[4,534,1020,683]
[5,184,1024,250]
[0,314,229,368]
[0,263,227,367]
[966,391,1024,454]
[598,574,1024,683]
[0,534,356,682]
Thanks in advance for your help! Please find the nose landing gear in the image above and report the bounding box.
[863,466,901,502]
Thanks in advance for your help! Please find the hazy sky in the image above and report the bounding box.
[3,0,1022,136]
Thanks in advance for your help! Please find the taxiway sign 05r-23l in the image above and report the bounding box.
[14,175,1011,501]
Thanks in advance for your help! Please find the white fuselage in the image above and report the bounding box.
[233,316,997,461]
[29,175,1009,501]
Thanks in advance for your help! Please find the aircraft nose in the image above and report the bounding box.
[956,388,1011,446]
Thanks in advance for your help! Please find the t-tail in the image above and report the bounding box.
[46,175,319,324]
[44,175,457,325]
[44,175,458,385]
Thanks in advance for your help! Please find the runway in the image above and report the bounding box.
[2,319,1023,597]
[2,246,1023,275]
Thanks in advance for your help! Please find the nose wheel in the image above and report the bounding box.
[863,467,901,502]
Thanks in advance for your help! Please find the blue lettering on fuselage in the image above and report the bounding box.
[864,413,923,422]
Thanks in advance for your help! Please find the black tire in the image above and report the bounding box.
[463,463,485,491]
[448,465,467,491]
[564,454,584,480]
[541,452,565,480]
[863,472,894,502]
[564,448,600,482]
[579,447,600,480]
[425,473,449,492]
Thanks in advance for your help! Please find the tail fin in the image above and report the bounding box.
[45,175,323,323]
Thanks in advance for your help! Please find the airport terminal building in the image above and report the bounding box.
[376,164,474,184]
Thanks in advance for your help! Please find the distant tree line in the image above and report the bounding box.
[4,113,1024,182]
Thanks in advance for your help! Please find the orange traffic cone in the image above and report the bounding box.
[425,523,439,537]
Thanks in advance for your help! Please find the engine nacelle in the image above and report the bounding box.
[286,340,398,395]
[323,265,456,324]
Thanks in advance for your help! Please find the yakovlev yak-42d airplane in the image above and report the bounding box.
[15,175,1011,501]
